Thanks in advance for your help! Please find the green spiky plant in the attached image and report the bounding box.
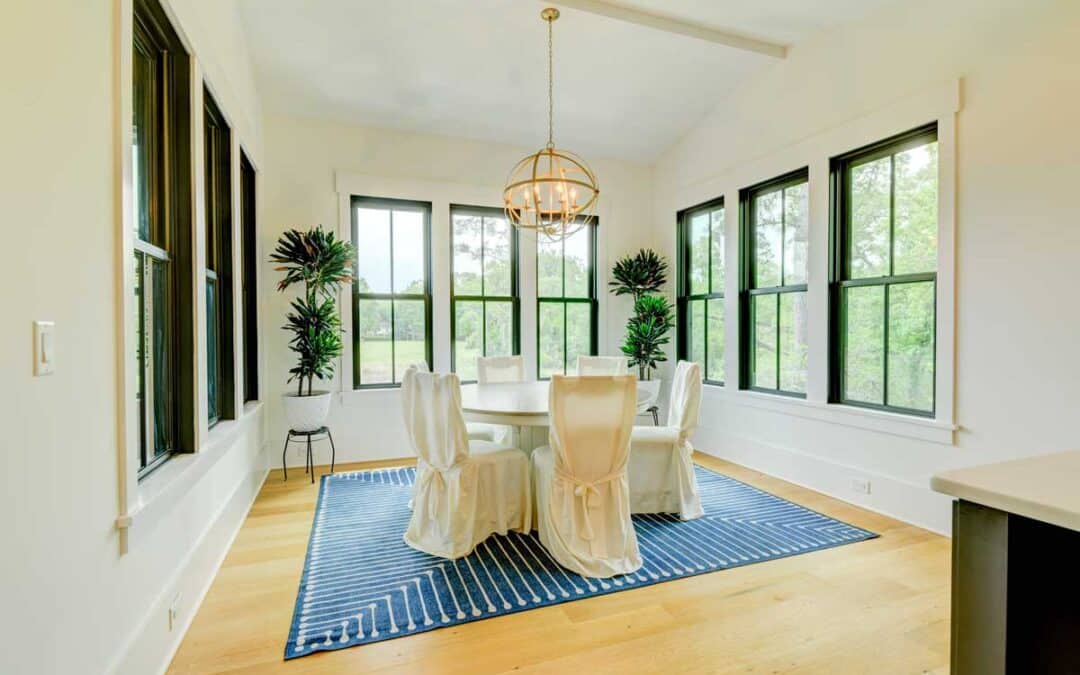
[609,249,674,380]
[609,248,667,301]
[271,227,355,396]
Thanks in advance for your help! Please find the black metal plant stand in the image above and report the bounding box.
[282,426,336,484]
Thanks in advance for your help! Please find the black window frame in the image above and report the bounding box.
[739,168,810,398]
[203,87,234,427]
[677,196,726,385]
[829,123,938,417]
[133,0,195,478]
[350,196,433,389]
[240,151,258,403]
[535,220,599,379]
[449,204,521,382]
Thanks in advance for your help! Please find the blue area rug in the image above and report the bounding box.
[286,465,877,659]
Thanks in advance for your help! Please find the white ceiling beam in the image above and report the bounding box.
[545,0,787,59]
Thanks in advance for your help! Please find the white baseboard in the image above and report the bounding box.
[696,429,954,536]
[107,450,269,675]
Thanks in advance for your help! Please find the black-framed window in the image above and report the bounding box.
[830,124,938,416]
[537,221,597,378]
[351,196,433,388]
[132,0,195,476]
[677,197,725,385]
[450,205,520,382]
[740,169,810,396]
[204,89,234,426]
[240,151,258,402]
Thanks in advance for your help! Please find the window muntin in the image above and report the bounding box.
[204,89,234,426]
[677,198,725,384]
[537,222,597,378]
[740,169,810,397]
[832,125,938,415]
[351,197,433,388]
[450,205,519,382]
[133,0,196,477]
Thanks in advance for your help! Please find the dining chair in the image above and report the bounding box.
[468,355,525,446]
[532,374,642,577]
[627,360,704,520]
[477,355,525,383]
[400,368,532,559]
[575,355,628,376]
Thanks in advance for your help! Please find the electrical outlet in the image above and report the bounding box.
[851,478,871,495]
[169,592,182,631]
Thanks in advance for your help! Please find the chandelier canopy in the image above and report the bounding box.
[503,8,599,241]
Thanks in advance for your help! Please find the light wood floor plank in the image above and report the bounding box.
[167,453,949,674]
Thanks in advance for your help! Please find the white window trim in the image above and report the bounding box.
[114,0,263,553]
[674,79,960,444]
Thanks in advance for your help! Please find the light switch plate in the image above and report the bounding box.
[34,321,55,376]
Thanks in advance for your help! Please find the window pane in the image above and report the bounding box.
[206,277,218,422]
[393,299,426,382]
[356,298,392,385]
[688,299,705,370]
[779,292,808,393]
[483,216,513,296]
[688,212,709,295]
[132,47,154,243]
[454,300,482,382]
[887,282,935,412]
[843,285,885,405]
[134,253,147,462]
[485,300,513,358]
[150,259,172,457]
[392,210,425,294]
[566,303,592,377]
[710,207,725,293]
[564,226,590,298]
[893,141,938,275]
[706,298,724,382]
[782,183,809,285]
[753,190,782,288]
[355,208,391,293]
[849,156,891,279]
[537,235,562,298]
[752,294,777,389]
[539,302,565,378]
[452,213,482,295]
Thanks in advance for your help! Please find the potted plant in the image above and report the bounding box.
[609,249,674,409]
[271,226,355,431]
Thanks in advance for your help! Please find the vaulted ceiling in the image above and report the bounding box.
[237,0,897,162]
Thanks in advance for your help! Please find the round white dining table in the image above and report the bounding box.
[460,381,551,451]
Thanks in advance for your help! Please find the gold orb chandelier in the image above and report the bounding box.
[503,7,599,242]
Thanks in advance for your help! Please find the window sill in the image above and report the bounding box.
[116,402,263,550]
[703,387,956,445]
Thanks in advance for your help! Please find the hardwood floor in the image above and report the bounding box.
[167,454,950,674]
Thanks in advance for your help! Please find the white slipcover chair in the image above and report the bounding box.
[628,360,704,520]
[576,355,628,376]
[401,368,532,559]
[466,355,525,445]
[532,374,642,577]
[404,360,497,444]
[477,355,526,383]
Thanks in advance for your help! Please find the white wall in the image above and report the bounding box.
[651,0,1080,534]
[261,115,654,467]
[0,2,266,673]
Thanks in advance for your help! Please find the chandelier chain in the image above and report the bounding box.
[546,14,554,148]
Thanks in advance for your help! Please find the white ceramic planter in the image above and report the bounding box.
[636,378,662,414]
[282,390,332,432]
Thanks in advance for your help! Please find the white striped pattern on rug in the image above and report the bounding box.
[285,465,876,659]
